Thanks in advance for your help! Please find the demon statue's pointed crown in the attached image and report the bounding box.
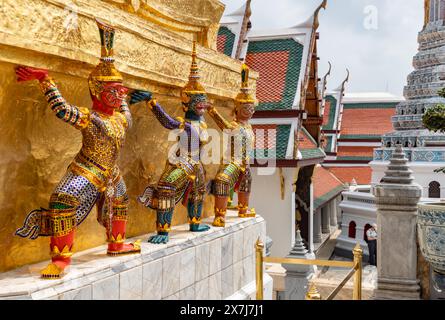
[235,64,256,107]
[88,19,123,99]
[181,41,207,104]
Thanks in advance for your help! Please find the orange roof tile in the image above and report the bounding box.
[245,51,289,103]
[341,108,395,136]
[337,146,375,158]
[298,128,317,150]
[217,35,227,54]
[322,99,332,127]
[313,166,344,205]
[327,166,372,185]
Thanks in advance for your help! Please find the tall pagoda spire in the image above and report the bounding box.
[425,0,431,27]
[424,0,445,27]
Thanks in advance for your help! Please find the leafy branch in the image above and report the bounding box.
[423,89,445,132]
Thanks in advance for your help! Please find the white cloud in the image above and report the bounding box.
[220,0,423,96]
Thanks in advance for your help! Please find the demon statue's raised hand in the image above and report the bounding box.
[135,42,211,244]
[208,64,256,227]
[15,20,141,279]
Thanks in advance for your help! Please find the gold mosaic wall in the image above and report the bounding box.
[0,0,258,272]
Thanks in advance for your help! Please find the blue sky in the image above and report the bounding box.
[220,0,423,96]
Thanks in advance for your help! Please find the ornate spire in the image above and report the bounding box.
[425,0,431,27]
[88,19,123,98]
[181,41,206,103]
[235,63,256,105]
[189,41,200,82]
[289,230,308,256]
[380,145,415,185]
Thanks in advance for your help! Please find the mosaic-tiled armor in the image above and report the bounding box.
[15,20,140,279]
[208,64,256,227]
[137,42,211,244]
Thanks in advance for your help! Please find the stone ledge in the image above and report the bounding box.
[0,211,267,300]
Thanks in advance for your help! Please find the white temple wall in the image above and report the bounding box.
[250,167,296,258]
[371,161,445,198]
[336,190,376,257]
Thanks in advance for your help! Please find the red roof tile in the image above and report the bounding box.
[322,99,332,127]
[217,35,227,54]
[313,165,344,200]
[245,51,289,103]
[253,125,277,149]
[337,146,375,158]
[298,128,317,150]
[341,108,395,136]
[327,166,372,185]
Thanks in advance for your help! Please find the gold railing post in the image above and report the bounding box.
[352,243,363,300]
[255,238,264,300]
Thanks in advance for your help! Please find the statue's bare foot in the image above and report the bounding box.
[190,224,210,232]
[148,234,169,244]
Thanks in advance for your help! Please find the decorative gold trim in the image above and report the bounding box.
[108,233,125,244]
[68,163,107,191]
[188,216,201,225]
[40,210,77,237]
[157,222,171,233]
[50,245,74,259]
[212,216,225,227]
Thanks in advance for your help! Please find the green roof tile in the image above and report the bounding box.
[218,27,236,57]
[254,125,291,160]
[343,103,398,109]
[322,95,338,130]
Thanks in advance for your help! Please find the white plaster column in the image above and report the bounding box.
[313,209,322,243]
[330,200,338,227]
[372,146,422,300]
[309,182,314,253]
[321,205,330,234]
[336,195,343,228]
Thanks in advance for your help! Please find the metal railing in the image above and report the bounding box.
[255,240,363,300]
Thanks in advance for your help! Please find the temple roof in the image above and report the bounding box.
[339,101,398,141]
[313,165,344,209]
[327,166,372,185]
[252,124,293,162]
[298,127,326,161]
[342,92,404,103]
[336,146,375,162]
[322,95,338,131]
[245,38,304,111]
[219,1,326,168]
[217,26,236,57]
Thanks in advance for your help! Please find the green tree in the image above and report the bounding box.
[423,88,445,132]
[423,88,445,173]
